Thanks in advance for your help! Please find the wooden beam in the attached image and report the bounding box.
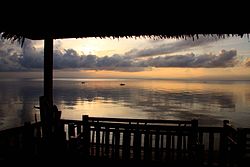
[44,37,53,107]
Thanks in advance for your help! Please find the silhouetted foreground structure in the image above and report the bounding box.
[1,15,250,167]
[1,115,250,167]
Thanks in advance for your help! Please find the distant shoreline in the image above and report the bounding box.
[1,77,250,83]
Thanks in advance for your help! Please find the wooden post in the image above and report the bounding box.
[39,96,52,139]
[144,127,150,161]
[114,127,120,159]
[134,124,141,160]
[190,119,200,164]
[191,119,198,146]
[237,128,246,163]
[44,37,53,108]
[39,37,53,142]
[23,122,34,158]
[208,132,214,165]
[122,126,131,160]
[221,120,230,147]
[105,126,110,158]
[154,129,160,160]
[219,120,229,166]
[96,124,101,157]
[82,115,90,159]
[68,123,75,139]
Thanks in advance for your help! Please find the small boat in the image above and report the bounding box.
[120,83,125,86]
[81,82,85,84]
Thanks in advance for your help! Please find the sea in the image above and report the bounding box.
[1,78,250,130]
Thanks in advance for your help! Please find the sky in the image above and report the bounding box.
[0,34,250,80]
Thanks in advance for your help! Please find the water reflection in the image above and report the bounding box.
[1,79,250,130]
[53,79,250,127]
[0,80,42,130]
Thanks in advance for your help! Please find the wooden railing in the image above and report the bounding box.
[60,117,246,166]
[1,116,250,166]
[61,116,201,165]
[0,122,41,159]
[236,128,250,166]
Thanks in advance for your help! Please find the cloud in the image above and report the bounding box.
[142,50,237,68]
[19,40,44,68]
[0,39,24,71]
[125,36,220,58]
[0,37,240,72]
[54,49,81,68]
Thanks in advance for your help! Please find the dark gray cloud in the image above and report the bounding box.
[19,40,44,68]
[54,49,81,68]
[0,37,239,72]
[142,50,237,68]
[0,39,24,71]
[125,36,220,58]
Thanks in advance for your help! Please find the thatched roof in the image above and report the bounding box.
[1,30,249,47]
[1,8,249,42]
[1,26,249,40]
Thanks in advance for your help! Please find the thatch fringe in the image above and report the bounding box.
[1,32,25,46]
[0,31,248,45]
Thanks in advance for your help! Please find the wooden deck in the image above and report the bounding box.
[1,116,250,167]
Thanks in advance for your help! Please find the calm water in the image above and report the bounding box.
[1,78,250,130]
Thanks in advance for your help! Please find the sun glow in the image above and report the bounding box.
[79,45,97,55]
[55,37,178,57]
[77,67,250,80]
